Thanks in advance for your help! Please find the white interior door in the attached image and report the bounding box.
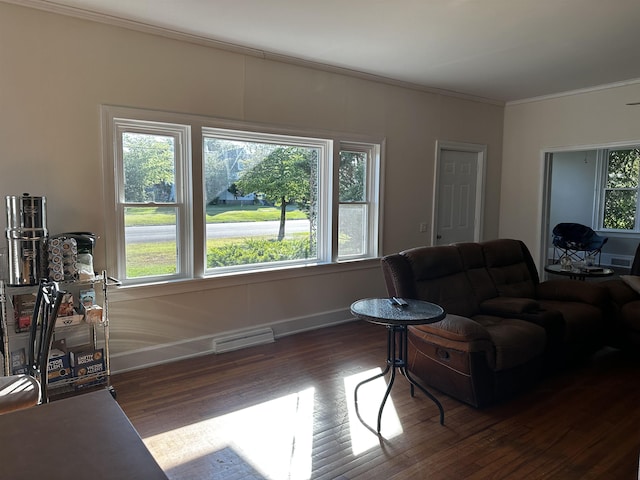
[433,142,486,246]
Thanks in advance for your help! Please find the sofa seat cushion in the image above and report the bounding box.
[621,300,640,332]
[472,315,546,371]
[536,300,603,343]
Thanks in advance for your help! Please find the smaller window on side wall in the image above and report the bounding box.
[337,143,381,261]
[599,147,640,232]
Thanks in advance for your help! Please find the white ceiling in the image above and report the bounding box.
[16,0,640,103]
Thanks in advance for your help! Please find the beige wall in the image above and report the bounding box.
[502,82,640,265]
[0,3,504,371]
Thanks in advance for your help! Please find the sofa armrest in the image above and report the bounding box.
[480,297,540,315]
[380,254,417,298]
[412,314,492,345]
[600,279,639,306]
[536,279,608,306]
[407,315,496,407]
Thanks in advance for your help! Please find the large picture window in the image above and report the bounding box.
[103,107,382,285]
[202,129,327,273]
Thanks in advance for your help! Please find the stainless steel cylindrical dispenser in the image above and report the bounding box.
[5,193,48,285]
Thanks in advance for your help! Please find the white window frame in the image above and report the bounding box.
[337,142,381,261]
[103,110,192,285]
[102,106,383,286]
[201,127,333,275]
[595,146,640,233]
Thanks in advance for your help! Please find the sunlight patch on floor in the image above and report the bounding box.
[141,370,403,478]
[143,387,315,480]
[344,368,403,455]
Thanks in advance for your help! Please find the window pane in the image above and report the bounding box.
[122,133,176,203]
[338,204,367,257]
[603,190,637,230]
[203,136,319,270]
[606,149,640,189]
[124,206,178,278]
[339,151,367,202]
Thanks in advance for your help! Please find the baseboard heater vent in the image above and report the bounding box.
[599,252,633,269]
[213,328,275,354]
[610,257,632,267]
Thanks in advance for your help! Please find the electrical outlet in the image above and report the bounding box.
[419,222,428,233]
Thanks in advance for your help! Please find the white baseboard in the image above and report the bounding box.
[110,307,355,373]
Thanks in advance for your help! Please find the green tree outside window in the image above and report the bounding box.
[603,149,640,230]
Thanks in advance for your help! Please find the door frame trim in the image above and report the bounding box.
[432,140,487,245]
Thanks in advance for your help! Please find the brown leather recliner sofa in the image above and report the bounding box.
[601,243,640,348]
[381,238,609,408]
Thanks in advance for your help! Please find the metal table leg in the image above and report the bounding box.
[354,324,444,434]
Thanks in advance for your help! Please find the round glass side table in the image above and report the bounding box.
[351,297,446,434]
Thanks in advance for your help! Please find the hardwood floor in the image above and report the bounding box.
[112,321,640,479]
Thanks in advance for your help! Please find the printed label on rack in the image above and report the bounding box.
[72,349,103,366]
[48,353,72,383]
[72,348,105,390]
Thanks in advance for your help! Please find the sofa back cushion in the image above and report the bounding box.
[456,242,499,303]
[481,239,538,298]
[397,245,480,317]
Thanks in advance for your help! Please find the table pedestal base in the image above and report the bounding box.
[354,324,444,434]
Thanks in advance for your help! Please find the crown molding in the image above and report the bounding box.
[2,0,504,107]
[506,78,640,106]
